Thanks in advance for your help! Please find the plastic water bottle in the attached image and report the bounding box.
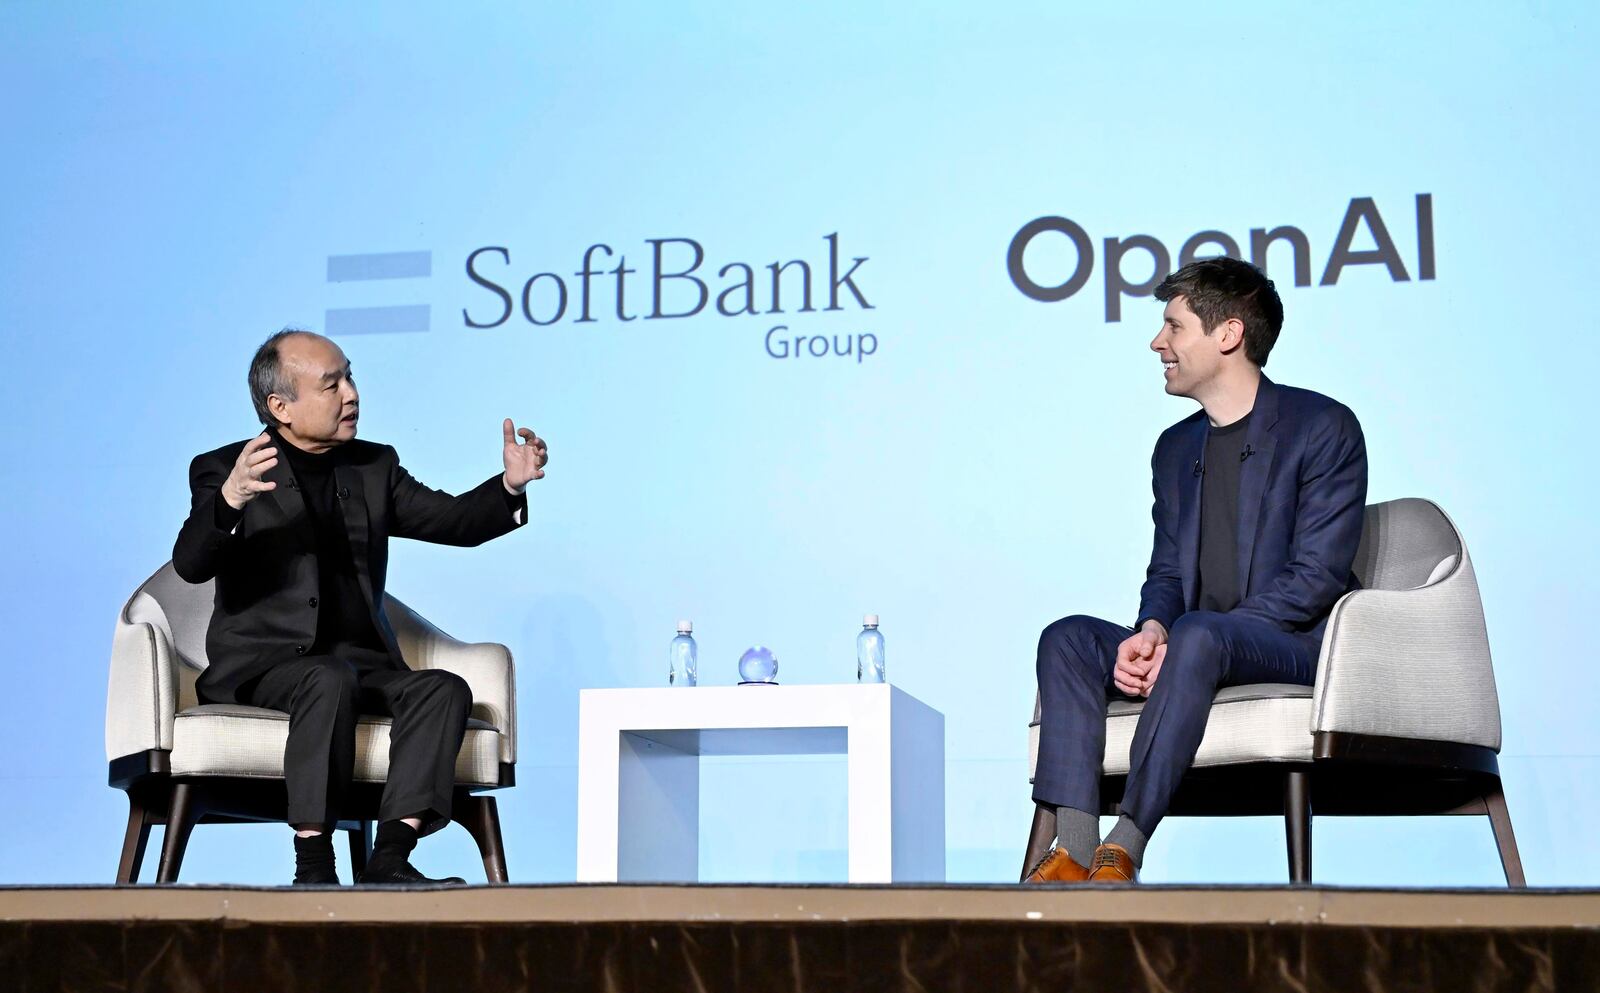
[669,621,697,686]
[857,614,885,683]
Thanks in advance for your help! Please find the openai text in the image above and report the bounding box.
[1007,194,1436,321]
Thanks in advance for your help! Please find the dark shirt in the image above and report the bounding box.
[1196,412,1252,613]
[213,432,385,657]
[211,433,529,661]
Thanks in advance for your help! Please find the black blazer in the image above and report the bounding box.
[172,438,525,703]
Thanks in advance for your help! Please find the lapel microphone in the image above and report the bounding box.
[1240,444,1255,463]
[1193,460,1203,477]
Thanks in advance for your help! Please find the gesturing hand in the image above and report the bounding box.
[1113,621,1168,697]
[222,433,279,510]
[502,418,549,493]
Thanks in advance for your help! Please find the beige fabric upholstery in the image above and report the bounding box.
[1027,497,1503,781]
[106,562,517,781]
[386,596,518,764]
[1313,500,1501,748]
[1029,684,1314,781]
[170,706,502,786]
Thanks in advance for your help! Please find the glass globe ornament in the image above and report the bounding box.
[737,645,779,685]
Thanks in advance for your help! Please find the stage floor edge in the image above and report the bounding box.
[4,882,1599,928]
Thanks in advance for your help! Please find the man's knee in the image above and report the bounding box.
[1039,614,1102,667]
[293,658,360,708]
[1164,612,1227,684]
[416,669,473,712]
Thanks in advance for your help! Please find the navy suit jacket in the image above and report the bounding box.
[1135,376,1368,642]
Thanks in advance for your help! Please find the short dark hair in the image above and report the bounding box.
[247,328,311,425]
[1154,257,1283,367]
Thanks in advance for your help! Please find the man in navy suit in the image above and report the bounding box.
[1024,257,1367,883]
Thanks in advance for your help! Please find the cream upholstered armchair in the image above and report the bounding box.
[1027,498,1524,885]
[106,562,517,884]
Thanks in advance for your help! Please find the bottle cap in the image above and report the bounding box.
[863,614,879,626]
[677,620,693,634]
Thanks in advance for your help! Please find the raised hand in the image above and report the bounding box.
[501,418,549,493]
[222,433,279,510]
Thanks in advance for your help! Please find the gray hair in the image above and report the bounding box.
[248,328,313,425]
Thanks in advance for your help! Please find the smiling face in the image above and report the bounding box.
[267,333,359,451]
[1149,295,1243,400]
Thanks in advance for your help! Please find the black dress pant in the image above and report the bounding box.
[240,652,473,830]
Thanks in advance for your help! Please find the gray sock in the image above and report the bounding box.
[1102,815,1148,868]
[1052,805,1100,870]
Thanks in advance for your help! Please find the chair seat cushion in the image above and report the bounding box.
[170,704,502,786]
[1029,683,1314,781]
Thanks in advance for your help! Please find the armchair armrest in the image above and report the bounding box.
[387,597,517,765]
[106,592,179,761]
[1312,546,1501,750]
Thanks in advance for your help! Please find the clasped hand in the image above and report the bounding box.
[1113,621,1169,698]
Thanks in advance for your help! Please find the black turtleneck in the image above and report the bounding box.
[281,433,386,655]
[213,432,383,656]
[212,431,527,659]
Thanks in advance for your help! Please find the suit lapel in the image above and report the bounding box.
[1235,376,1280,595]
[1176,416,1207,611]
[333,464,377,611]
[261,446,309,532]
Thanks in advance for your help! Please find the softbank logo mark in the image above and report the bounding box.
[324,251,433,334]
[1007,195,1436,321]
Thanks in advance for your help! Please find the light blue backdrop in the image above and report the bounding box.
[2,1,1596,887]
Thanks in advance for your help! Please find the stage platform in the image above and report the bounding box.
[4,883,1598,991]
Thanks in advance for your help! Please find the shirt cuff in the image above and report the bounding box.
[213,494,244,533]
[502,481,528,525]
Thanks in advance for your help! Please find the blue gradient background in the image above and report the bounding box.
[1,2,1596,886]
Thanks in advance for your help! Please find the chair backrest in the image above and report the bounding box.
[124,563,215,671]
[122,562,427,673]
[1350,498,1463,593]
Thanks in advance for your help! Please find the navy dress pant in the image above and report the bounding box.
[228,653,473,830]
[1031,610,1320,836]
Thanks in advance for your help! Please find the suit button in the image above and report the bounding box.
[295,645,307,656]
[308,597,319,608]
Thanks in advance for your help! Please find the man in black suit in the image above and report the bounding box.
[172,328,548,885]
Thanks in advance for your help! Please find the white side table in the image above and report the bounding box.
[576,683,945,883]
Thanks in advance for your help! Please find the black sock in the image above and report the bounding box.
[373,820,420,860]
[293,832,337,883]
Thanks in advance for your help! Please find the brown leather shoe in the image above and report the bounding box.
[1023,847,1091,883]
[1087,843,1137,883]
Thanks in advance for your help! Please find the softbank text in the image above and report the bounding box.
[463,233,872,328]
[1008,195,1436,321]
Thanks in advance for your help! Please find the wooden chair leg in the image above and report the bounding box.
[116,793,154,885]
[1020,804,1058,882]
[457,794,508,884]
[156,782,199,884]
[1483,779,1526,888]
[347,820,373,879]
[1284,769,1312,884]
